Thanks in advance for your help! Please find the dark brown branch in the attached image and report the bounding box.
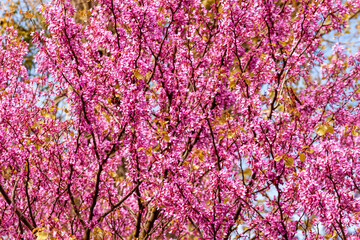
[0,184,35,232]
[99,181,142,221]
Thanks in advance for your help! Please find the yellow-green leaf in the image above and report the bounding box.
[306,148,314,154]
[198,151,205,162]
[278,41,287,46]
[284,157,294,167]
[218,119,226,125]
[145,147,152,156]
[327,125,334,134]
[227,131,235,138]
[105,114,111,122]
[229,80,236,89]
[109,171,117,178]
[163,133,170,142]
[299,153,305,162]
[325,230,337,239]
[274,155,282,162]
[36,231,48,240]
[277,104,285,112]
[35,143,40,150]
[145,71,152,80]
[269,91,274,98]
[243,168,252,177]
[352,130,359,136]
[134,70,144,79]
[218,5,224,13]
[316,125,327,136]
[193,165,200,170]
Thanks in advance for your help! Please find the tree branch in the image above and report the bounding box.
[0,183,35,232]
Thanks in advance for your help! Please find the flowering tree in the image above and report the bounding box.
[2,0,360,239]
